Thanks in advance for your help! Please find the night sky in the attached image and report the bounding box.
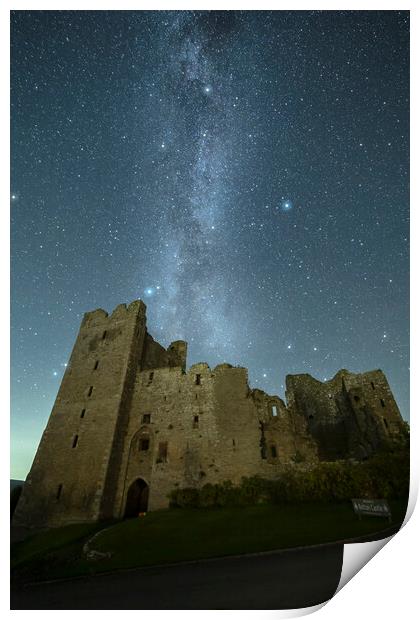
[11,10,409,479]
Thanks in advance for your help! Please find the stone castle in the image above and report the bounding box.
[13,300,406,530]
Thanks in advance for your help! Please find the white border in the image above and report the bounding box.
[4,2,417,618]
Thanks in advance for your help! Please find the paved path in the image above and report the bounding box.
[11,544,343,610]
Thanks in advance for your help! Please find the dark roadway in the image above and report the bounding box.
[11,544,344,610]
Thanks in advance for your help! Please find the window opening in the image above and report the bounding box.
[271,405,278,417]
[193,415,199,428]
[371,382,375,390]
[87,386,93,397]
[93,360,99,370]
[271,445,277,458]
[102,330,107,340]
[142,413,151,424]
[56,484,63,500]
[380,399,385,408]
[80,409,86,419]
[140,438,150,451]
[259,421,267,459]
[383,417,389,429]
[157,442,168,463]
[72,435,78,448]
[195,374,201,385]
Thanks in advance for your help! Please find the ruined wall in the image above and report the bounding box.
[251,390,318,468]
[115,362,320,514]
[342,369,406,459]
[285,369,406,461]
[14,298,407,529]
[285,371,351,460]
[140,334,187,372]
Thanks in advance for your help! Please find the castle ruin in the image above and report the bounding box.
[13,300,406,530]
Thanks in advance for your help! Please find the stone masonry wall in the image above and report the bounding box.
[13,299,407,529]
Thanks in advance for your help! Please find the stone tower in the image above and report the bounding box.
[13,301,187,529]
[13,301,147,528]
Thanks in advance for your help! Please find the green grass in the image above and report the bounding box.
[11,522,108,575]
[11,499,407,583]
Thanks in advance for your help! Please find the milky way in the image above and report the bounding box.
[11,11,409,478]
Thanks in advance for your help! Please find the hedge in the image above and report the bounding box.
[169,448,409,508]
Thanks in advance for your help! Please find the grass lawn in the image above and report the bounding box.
[11,499,407,582]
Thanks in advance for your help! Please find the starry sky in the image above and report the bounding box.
[11,10,409,479]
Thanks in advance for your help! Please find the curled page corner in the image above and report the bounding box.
[335,534,394,595]
[334,485,415,598]
[264,602,327,618]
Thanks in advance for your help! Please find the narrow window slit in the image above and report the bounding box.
[139,438,150,451]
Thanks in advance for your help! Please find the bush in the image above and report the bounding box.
[168,446,409,508]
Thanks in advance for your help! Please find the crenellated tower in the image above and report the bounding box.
[13,300,147,528]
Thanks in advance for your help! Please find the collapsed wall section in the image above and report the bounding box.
[285,369,406,461]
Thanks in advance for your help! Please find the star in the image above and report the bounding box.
[144,287,156,298]
[281,200,293,212]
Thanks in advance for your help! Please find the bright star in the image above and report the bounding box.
[203,85,212,94]
[53,371,58,376]
[287,344,292,350]
[281,200,293,212]
[144,287,155,297]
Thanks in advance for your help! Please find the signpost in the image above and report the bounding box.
[352,498,392,523]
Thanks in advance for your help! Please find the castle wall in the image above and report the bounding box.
[13,299,407,530]
[285,369,406,461]
[115,363,319,515]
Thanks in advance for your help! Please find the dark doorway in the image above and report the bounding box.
[124,478,149,517]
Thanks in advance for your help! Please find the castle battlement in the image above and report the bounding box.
[13,300,406,530]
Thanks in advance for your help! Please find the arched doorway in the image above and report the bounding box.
[124,478,149,517]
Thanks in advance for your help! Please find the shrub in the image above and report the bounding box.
[168,446,409,508]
